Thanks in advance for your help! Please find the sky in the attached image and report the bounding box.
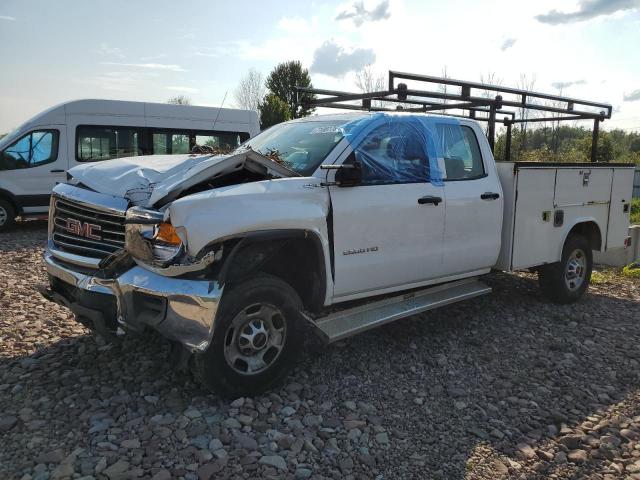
[0,0,639,133]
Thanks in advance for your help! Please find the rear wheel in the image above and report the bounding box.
[538,234,592,304]
[0,199,16,232]
[194,274,304,397]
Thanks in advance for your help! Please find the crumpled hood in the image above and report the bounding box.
[67,150,296,207]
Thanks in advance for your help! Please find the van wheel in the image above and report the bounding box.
[193,274,304,397]
[0,199,16,232]
[538,234,592,304]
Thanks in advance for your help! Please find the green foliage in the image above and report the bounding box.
[265,61,315,119]
[259,93,291,129]
[631,198,640,225]
[495,125,640,165]
[622,263,640,279]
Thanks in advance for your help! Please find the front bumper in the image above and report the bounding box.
[44,249,223,352]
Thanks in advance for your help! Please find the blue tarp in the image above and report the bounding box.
[339,113,464,186]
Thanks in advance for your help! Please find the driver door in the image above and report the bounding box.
[328,120,446,300]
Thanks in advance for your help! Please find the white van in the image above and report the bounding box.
[0,99,260,230]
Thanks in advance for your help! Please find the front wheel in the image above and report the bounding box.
[193,274,304,397]
[538,234,592,304]
[0,199,16,232]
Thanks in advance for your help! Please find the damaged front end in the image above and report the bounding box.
[43,184,225,352]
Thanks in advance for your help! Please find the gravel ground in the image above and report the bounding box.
[1,222,640,480]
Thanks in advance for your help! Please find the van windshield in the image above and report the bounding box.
[239,120,350,176]
[0,129,17,150]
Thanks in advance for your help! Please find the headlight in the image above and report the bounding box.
[125,207,184,266]
[148,222,184,263]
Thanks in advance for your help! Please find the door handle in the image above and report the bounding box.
[50,169,65,173]
[480,192,500,200]
[418,195,442,206]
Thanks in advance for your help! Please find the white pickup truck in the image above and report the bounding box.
[42,112,635,397]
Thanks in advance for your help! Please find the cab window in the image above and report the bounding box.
[438,125,485,180]
[0,130,59,170]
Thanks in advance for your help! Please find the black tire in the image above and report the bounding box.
[193,274,304,397]
[0,199,16,232]
[538,234,592,304]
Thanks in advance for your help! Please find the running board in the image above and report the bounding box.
[310,278,491,343]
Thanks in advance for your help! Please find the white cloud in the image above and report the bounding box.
[535,0,640,24]
[165,86,199,94]
[551,80,587,90]
[100,62,187,72]
[335,0,391,26]
[500,38,517,51]
[0,15,16,21]
[311,39,376,77]
[623,90,640,101]
[96,43,124,58]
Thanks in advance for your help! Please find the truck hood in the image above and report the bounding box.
[67,150,297,207]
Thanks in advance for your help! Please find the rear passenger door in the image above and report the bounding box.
[440,123,503,275]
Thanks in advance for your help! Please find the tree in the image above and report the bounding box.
[259,93,291,129]
[167,95,192,105]
[234,69,265,112]
[355,65,387,108]
[265,61,314,118]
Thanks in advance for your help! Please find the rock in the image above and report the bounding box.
[120,439,140,449]
[280,406,296,417]
[184,408,202,419]
[51,462,74,479]
[151,470,172,480]
[567,449,588,464]
[516,443,536,459]
[208,438,223,451]
[339,458,354,473]
[230,397,245,408]
[237,434,258,451]
[558,435,582,450]
[36,449,65,464]
[222,418,241,429]
[302,414,322,428]
[375,432,389,445]
[344,401,357,411]
[0,415,18,432]
[294,467,313,479]
[258,455,287,471]
[197,462,222,480]
[103,460,129,479]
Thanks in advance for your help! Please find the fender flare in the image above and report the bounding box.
[215,229,329,306]
[558,217,604,259]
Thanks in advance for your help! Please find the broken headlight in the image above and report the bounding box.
[125,207,185,266]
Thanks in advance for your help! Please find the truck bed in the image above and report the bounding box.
[495,162,635,271]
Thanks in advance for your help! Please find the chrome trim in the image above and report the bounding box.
[48,242,102,269]
[45,250,223,352]
[52,183,128,216]
[125,206,166,224]
[54,202,124,227]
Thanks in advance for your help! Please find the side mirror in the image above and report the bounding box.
[320,153,363,187]
[335,161,362,187]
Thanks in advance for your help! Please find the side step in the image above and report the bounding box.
[310,278,491,343]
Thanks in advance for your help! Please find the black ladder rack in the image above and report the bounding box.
[296,70,612,163]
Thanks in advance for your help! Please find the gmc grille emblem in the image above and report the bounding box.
[65,218,102,240]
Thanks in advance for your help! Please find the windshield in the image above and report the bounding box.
[240,119,352,176]
[0,128,18,150]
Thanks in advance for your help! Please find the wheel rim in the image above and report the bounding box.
[565,248,587,291]
[223,303,287,375]
[0,206,7,226]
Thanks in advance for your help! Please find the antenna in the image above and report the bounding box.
[212,90,228,132]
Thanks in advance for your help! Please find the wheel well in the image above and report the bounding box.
[0,192,19,216]
[567,221,602,251]
[218,231,327,313]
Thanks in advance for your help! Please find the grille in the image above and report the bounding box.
[52,197,126,258]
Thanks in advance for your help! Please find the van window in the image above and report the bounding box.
[195,133,241,150]
[0,130,59,170]
[77,126,143,161]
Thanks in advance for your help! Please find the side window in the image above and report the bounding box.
[0,130,59,170]
[355,123,429,185]
[150,131,190,154]
[195,133,241,150]
[439,125,485,180]
[77,126,143,162]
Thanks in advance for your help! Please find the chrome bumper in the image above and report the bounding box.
[44,248,223,352]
